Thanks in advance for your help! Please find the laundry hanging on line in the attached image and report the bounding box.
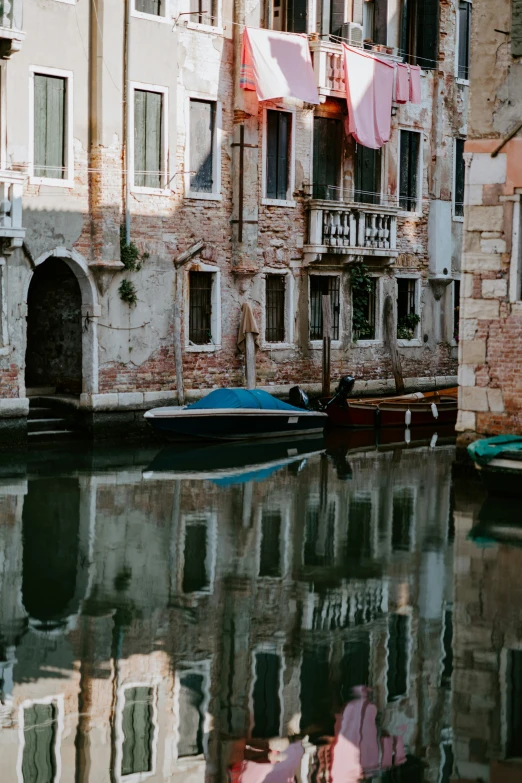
[343,44,395,149]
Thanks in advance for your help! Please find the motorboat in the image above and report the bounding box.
[325,376,458,429]
[144,388,328,442]
[468,435,522,496]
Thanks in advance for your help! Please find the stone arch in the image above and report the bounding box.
[23,248,99,395]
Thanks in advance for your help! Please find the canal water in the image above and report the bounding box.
[0,429,516,782]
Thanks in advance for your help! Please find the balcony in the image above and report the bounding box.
[0,0,25,58]
[309,38,346,98]
[0,172,25,253]
[305,199,398,260]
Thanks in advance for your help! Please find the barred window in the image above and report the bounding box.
[352,277,377,340]
[309,276,340,340]
[189,272,213,345]
[22,702,58,783]
[121,687,154,776]
[265,275,285,343]
[135,0,164,14]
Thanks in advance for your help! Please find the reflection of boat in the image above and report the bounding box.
[470,495,522,547]
[468,435,522,496]
[325,377,458,429]
[145,388,327,442]
[143,434,326,484]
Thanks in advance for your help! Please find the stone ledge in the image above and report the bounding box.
[0,397,29,418]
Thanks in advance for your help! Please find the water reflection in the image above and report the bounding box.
[0,433,460,781]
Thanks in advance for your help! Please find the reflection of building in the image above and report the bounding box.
[0,444,455,781]
[452,477,522,783]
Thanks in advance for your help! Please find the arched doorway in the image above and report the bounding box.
[25,257,83,395]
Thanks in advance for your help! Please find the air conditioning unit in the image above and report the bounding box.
[340,22,363,47]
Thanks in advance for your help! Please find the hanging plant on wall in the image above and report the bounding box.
[119,225,150,305]
[349,261,374,342]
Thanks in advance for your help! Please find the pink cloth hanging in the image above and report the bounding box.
[237,742,304,783]
[342,45,395,149]
[395,63,410,103]
[409,64,421,103]
[240,28,319,104]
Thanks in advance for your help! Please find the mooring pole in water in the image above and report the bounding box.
[245,331,256,390]
[173,269,185,406]
[383,294,405,395]
[322,295,332,399]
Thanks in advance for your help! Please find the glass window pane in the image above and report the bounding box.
[22,703,58,783]
[252,653,280,738]
[121,687,154,776]
[178,673,205,757]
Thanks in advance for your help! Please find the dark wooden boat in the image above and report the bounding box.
[325,385,458,429]
[144,388,327,442]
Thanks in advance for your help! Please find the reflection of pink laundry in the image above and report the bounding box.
[395,63,410,103]
[342,45,394,149]
[331,687,379,782]
[238,742,304,783]
[240,28,319,104]
[381,736,393,768]
[394,735,407,766]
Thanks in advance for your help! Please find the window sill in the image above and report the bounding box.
[186,21,224,35]
[456,77,470,86]
[29,176,74,188]
[131,9,172,23]
[397,209,423,219]
[352,339,382,347]
[0,346,10,356]
[397,338,422,347]
[261,341,294,350]
[131,186,172,196]
[453,215,464,223]
[309,340,342,350]
[261,198,296,208]
[185,343,221,353]
[185,191,222,202]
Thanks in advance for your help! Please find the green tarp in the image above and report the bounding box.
[468,435,522,466]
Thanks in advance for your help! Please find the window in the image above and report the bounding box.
[387,614,409,700]
[355,144,381,205]
[457,1,471,80]
[135,0,164,14]
[270,0,307,32]
[391,488,414,551]
[304,501,335,566]
[0,260,7,348]
[252,652,281,737]
[265,110,291,201]
[183,517,210,592]
[22,702,59,783]
[189,99,215,193]
[178,673,205,757]
[362,0,387,44]
[453,279,460,342]
[33,74,66,181]
[363,0,375,41]
[352,276,377,341]
[134,89,164,189]
[454,138,465,217]
[189,272,213,345]
[341,636,371,697]
[121,687,154,776]
[259,510,282,577]
[313,117,342,201]
[507,650,522,757]
[441,609,453,688]
[190,0,218,25]
[400,0,439,69]
[347,495,372,561]
[309,275,340,340]
[265,275,285,342]
[300,646,331,733]
[397,278,419,339]
[399,130,420,212]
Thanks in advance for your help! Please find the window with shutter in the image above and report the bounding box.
[355,144,381,205]
[189,99,215,193]
[270,0,307,31]
[374,0,388,44]
[266,110,291,201]
[313,116,342,201]
[121,687,154,775]
[34,74,66,180]
[309,275,341,340]
[457,1,471,79]
[401,0,439,68]
[454,138,465,217]
[135,0,164,14]
[265,275,286,342]
[399,130,420,212]
[134,89,163,189]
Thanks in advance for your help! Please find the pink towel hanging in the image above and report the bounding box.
[396,63,410,103]
[342,45,395,149]
[409,64,422,103]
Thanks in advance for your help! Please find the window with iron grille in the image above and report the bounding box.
[352,277,377,340]
[265,275,286,342]
[135,0,164,14]
[190,0,218,25]
[266,110,291,200]
[309,276,340,340]
[189,272,213,345]
[397,278,419,339]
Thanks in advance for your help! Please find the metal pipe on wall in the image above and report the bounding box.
[123,0,131,245]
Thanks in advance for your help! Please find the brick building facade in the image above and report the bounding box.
[0,0,466,442]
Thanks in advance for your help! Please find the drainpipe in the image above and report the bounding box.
[123,0,131,244]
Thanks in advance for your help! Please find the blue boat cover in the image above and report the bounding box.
[468,434,522,466]
[187,388,305,412]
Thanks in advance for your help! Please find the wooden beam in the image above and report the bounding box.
[175,240,205,268]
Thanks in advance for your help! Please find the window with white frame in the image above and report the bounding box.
[133,87,165,190]
[391,487,414,551]
[252,651,281,737]
[21,700,61,783]
[259,509,283,577]
[189,99,216,194]
[309,274,341,340]
[265,274,286,343]
[185,265,220,349]
[454,138,465,218]
[396,277,419,340]
[387,613,409,701]
[135,0,165,14]
[182,515,212,593]
[457,0,471,80]
[304,498,336,567]
[347,493,372,561]
[177,671,206,757]
[121,686,155,776]
[299,645,330,731]
[31,69,73,184]
[189,0,218,26]
[352,275,378,341]
[264,109,293,202]
[399,129,420,212]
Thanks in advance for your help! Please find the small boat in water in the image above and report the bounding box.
[144,388,327,442]
[325,376,458,429]
[468,435,522,496]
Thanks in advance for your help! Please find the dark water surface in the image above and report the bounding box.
[0,430,516,781]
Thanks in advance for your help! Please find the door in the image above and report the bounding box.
[354,144,381,204]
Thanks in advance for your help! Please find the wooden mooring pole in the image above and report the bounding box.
[245,331,256,390]
[383,294,405,395]
[322,295,332,399]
